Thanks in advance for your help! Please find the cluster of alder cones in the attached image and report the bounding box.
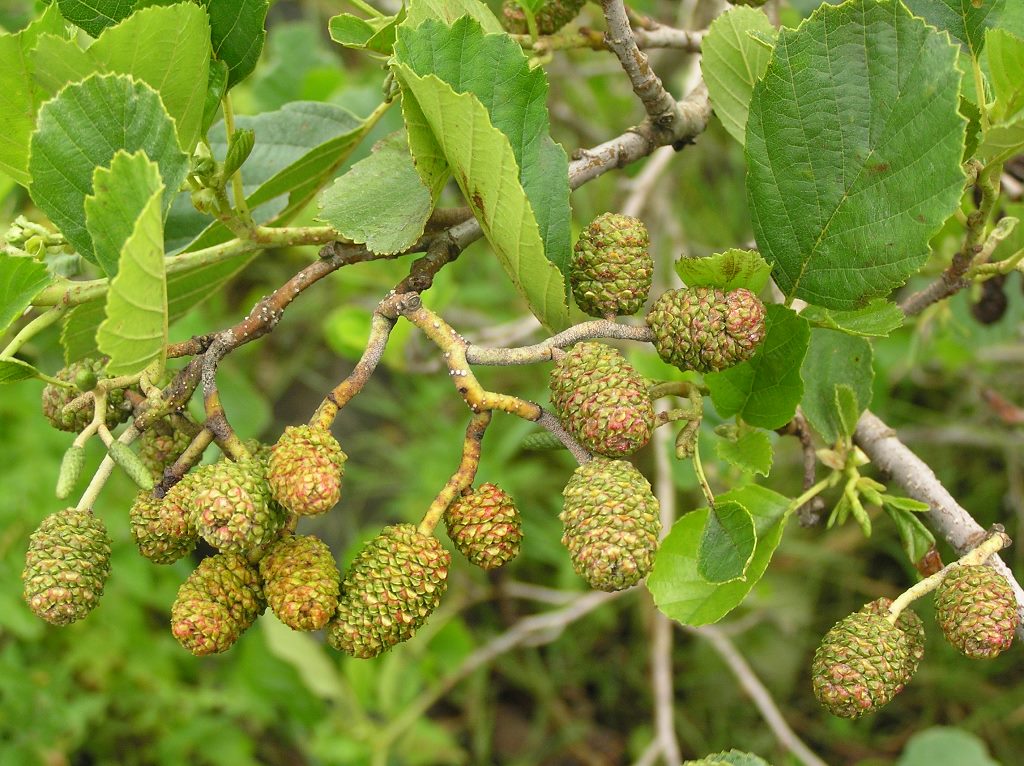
[812,565,1020,719]
[24,212,770,658]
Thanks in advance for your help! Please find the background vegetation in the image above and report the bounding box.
[1,0,1022,764]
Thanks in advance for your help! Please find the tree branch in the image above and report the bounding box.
[854,410,1024,639]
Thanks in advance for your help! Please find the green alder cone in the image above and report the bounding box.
[267,424,347,516]
[570,213,653,318]
[500,0,586,35]
[549,342,655,457]
[811,611,910,718]
[327,524,450,658]
[41,357,133,432]
[171,552,265,656]
[259,535,341,631]
[23,507,112,625]
[138,417,196,480]
[129,490,196,565]
[646,287,766,373]
[934,565,1019,659]
[560,459,660,591]
[192,458,287,554]
[445,483,523,570]
[860,597,925,682]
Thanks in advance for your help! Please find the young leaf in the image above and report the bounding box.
[96,157,167,377]
[706,305,809,429]
[903,0,1004,59]
[986,29,1024,122]
[746,0,966,310]
[88,3,211,153]
[715,425,773,477]
[0,255,51,335]
[674,249,771,293]
[0,4,65,185]
[395,17,572,281]
[330,10,406,54]
[28,74,188,267]
[834,384,861,441]
[800,300,904,337]
[318,132,434,256]
[393,64,569,330]
[702,752,772,766]
[85,151,166,279]
[0,358,39,384]
[402,0,503,33]
[800,329,873,444]
[975,120,1024,165]
[649,485,790,626]
[697,500,757,584]
[700,7,777,145]
[204,0,269,88]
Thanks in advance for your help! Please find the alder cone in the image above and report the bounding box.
[500,0,585,35]
[129,490,196,564]
[259,535,340,631]
[171,552,265,655]
[812,611,910,718]
[327,524,450,658]
[267,425,347,516]
[646,287,766,373]
[445,483,522,569]
[41,357,133,432]
[859,598,925,686]
[138,417,196,479]
[560,459,660,591]
[570,213,652,317]
[23,508,112,625]
[192,458,287,554]
[934,564,1019,659]
[549,342,654,457]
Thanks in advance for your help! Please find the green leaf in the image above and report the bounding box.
[28,74,188,267]
[403,0,503,33]
[393,65,569,330]
[61,301,105,363]
[56,0,155,37]
[897,727,1000,766]
[700,6,777,145]
[834,384,861,441]
[181,101,370,253]
[395,17,572,282]
[202,59,229,133]
[0,255,51,335]
[674,249,771,292]
[702,752,772,766]
[799,329,873,444]
[95,156,167,376]
[884,505,935,565]
[85,150,164,278]
[649,485,790,625]
[882,494,930,512]
[800,299,904,337]
[706,305,809,429]
[329,9,405,54]
[715,425,773,477]
[260,614,349,703]
[88,3,211,152]
[986,29,1024,121]
[0,357,39,383]
[0,5,65,185]
[976,119,1024,164]
[903,0,1004,59]
[318,131,433,256]
[697,500,756,583]
[746,0,967,310]
[203,0,268,88]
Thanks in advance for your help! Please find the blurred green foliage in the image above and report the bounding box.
[0,0,1022,764]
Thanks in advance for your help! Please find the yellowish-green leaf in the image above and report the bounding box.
[403,0,502,33]
[394,65,568,330]
[96,157,167,376]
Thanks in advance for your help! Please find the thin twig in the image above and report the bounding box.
[854,410,1024,639]
[684,625,828,766]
